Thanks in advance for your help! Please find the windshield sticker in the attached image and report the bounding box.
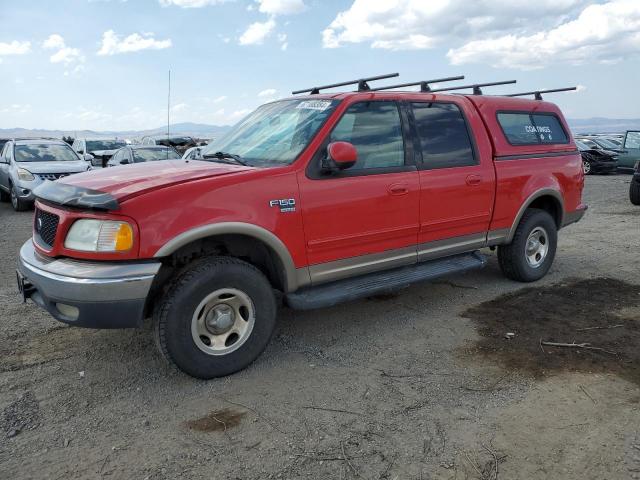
[296,100,332,111]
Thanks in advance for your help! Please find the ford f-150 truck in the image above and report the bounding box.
[17,75,587,379]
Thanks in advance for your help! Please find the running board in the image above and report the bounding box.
[286,251,487,310]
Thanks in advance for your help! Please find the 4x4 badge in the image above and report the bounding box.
[269,198,296,213]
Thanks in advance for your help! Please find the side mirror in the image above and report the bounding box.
[83,153,93,161]
[91,157,102,167]
[325,141,357,171]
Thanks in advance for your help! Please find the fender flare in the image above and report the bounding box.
[153,222,304,292]
[506,188,564,243]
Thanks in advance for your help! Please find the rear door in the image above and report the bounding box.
[408,99,495,260]
[620,131,640,170]
[298,100,420,284]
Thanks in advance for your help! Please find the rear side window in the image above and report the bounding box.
[497,112,568,145]
[330,101,405,170]
[411,102,476,169]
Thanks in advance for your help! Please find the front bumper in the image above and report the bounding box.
[17,240,161,328]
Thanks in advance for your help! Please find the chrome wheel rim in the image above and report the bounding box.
[191,288,255,356]
[525,226,549,268]
[583,161,591,174]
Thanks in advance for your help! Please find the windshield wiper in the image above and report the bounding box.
[203,151,249,166]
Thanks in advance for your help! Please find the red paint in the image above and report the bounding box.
[33,91,584,272]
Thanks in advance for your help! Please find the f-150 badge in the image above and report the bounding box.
[269,198,296,213]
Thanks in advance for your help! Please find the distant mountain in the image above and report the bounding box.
[1,118,638,140]
[0,122,232,140]
[567,118,640,134]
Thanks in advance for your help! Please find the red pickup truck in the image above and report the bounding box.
[17,76,586,378]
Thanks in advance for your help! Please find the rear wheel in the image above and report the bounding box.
[498,209,557,282]
[153,256,277,379]
[630,179,640,205]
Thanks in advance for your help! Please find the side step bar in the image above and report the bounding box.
[286,251,487,310]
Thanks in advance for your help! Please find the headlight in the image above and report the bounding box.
[17,168,35,181]
[64,219,134,252]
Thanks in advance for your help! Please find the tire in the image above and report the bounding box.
[153,256,277,379]
[630,179,640,206]
[498,208,558,283]
[0,188,9,202]
[582,160,592,175]
[10,184,31,211]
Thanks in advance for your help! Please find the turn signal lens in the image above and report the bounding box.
[65,219,134,252]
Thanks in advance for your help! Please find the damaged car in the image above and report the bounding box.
[72,138,127,168]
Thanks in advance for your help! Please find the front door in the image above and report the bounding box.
[620,131,640,171]
[298,100,420,284]
[408,100,495,260]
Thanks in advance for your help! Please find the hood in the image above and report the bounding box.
[17,160,89,174]
[58,159,252,202]
[88,149,117,157]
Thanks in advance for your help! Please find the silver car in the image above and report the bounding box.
[0,138,90,211]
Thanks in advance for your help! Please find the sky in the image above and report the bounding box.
[1,0,639,131]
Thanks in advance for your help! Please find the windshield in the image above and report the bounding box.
[15,143,79,162]
[132,147,181,162]
[578,138,598,148]
[575,140,589,150]
[202,99,339,166]
[593,138,618,149]
[87,140,126,151]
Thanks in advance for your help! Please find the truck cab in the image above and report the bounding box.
[17,75,586,379]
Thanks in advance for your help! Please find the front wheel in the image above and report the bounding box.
[630,179,640,205]
[498,209,558,282]
[10,184,31,211]
[582,160,592,175]
[153,256,277,379]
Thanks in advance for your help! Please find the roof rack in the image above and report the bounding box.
[370,75,465,92]
[506,87,577,100]
[429,80,517,95]
[292,73,399,95]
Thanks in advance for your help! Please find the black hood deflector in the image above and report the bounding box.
[33,180,119,211]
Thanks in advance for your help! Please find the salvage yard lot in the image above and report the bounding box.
[0,175,638,480]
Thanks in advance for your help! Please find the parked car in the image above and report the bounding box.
[578,136,624,153]
[106,145,181,167]
[141,135,197,154]
[617,131,640,172]
[17,78,586,379]
[575,139,617,175]
[0,138,90,211]
[630,162,640,205]
[72,138,127,168]
[0,138,10,152]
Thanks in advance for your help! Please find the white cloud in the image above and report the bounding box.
[258,88,277,97]
[0,104,31,114]
[575,84,587,93]
[42,34,65,50]
[231,108,252,118]
[256,0,306,15]
[322,0,586,50]
[213,95,227,103]
[239,19,276,45]
[97,30,172,55]
[0,40,31,56]
[277,32,288,50]
[447,1,640,69]
[159,0,226,7]
[171,102,188,112]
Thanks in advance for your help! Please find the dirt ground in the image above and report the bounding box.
[0,175,638,480]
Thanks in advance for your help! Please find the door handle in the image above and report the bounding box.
[388,183,409,196]
[465,174,482,186]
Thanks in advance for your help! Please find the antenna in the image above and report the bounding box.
[370,75,465,92]
[292,73,399,95]
[506,87,577,100]
[429,80,517,95]
[167,69,170,160]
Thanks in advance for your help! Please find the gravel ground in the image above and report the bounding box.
[0,175,638,480]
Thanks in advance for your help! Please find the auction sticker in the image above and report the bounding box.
[296,100,332,111]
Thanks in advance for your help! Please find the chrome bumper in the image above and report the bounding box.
[17,240,162,328]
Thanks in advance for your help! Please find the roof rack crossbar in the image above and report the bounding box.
[291,73,399,95]
[429,80,517,95]
[506,87,577,100]
[370,75,465,92]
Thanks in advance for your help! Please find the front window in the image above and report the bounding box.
[624,131,640,149]
[132,147,181,162]
[202,99,339,167]
[86,140,126,151]
[15,143,79,162]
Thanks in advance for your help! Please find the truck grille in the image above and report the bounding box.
[38,173,73,181]
[34,209,59,248]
